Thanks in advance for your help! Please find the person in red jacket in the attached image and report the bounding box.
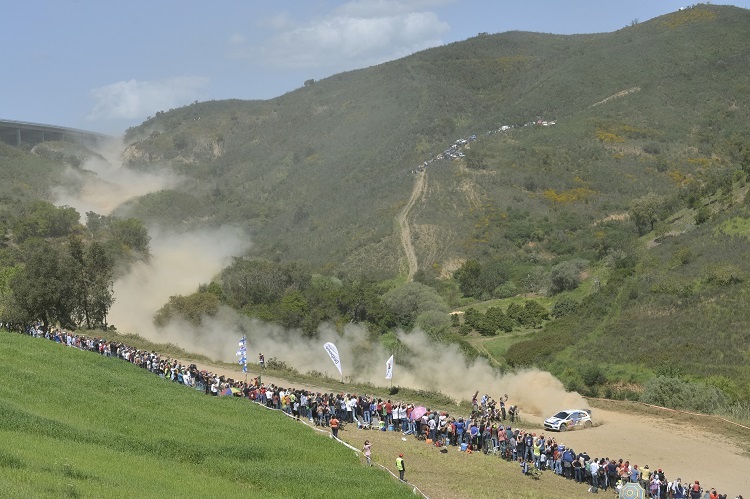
[330,415,340,439]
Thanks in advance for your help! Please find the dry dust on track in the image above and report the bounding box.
[523,405,750,497]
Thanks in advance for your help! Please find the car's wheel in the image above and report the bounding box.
[559,423,567,432]
[584,420,592,428]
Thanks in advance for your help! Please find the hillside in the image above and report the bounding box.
[119,4,750,278]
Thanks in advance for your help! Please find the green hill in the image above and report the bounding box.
[0,333,413,498]
[118,4,750,277]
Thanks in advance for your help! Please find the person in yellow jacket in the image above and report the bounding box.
[396,453,406,482]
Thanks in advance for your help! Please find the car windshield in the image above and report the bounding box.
[552,411,570,419]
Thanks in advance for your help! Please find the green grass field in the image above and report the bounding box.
[0,333,415,499]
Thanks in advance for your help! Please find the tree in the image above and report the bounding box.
[10,242,77,327]
[463,307,482,329]
[550,260,583,294]
[86,241,115,328]
[454,259,481,297]
[382,282,449,328]
[13,201,81,242]
[416,310,452,336]
[0,265,21,319]
[629,193,664,235]
[519,300,549,328]
[485,306,513,333]
[695,206,711,225]
[506,302,524,325]
[464,147,488,169]
[153,292,220,327]
[276,290,309,330]
[552,297,579,318]
[479,260,511,298]
[68,238,115,329]
[110,218,150,253]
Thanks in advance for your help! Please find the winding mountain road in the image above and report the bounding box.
[398,171,426,281]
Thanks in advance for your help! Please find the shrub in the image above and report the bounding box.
[493,281,518,299]
[552,297,579,318]
[415,309,452,336]
[640,376,727,413]
[703,263,743,286]
[695,206,711,225]
[643,142,661,155]
[549,260,585,294]
[582,366,606,388]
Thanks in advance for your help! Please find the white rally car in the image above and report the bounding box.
[543,409,592,432]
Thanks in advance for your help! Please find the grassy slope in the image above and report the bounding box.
[0,332,603,499]
[0,333,414,499]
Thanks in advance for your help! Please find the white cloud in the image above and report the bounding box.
[248,1,450,71]
[229,33,246,45]
[87,76,210,121]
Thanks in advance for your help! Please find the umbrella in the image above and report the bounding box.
[220,387,241,396]
[619,482,645,499]
[410,406,427,420]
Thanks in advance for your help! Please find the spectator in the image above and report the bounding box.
[330,415,340,439]
[396,453,406,482]
[362,440,372,466]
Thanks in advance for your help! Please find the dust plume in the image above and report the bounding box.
[175,309,586,416]
[108,226,251,359]
[51,137,180,216]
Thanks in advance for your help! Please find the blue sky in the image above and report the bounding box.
[3,0,748,135]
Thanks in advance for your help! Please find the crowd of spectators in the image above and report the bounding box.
[4,322,741,499]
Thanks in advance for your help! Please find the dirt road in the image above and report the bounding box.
[522,407,750,497]
[398,171,426,281]
[179,356,749,497]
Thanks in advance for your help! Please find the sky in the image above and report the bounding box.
[3,0,748,135]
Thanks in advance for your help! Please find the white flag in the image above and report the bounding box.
[385,355,394,380]
[323,342,343,377]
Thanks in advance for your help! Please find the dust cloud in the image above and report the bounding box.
[51,137,180,217]
[108,226,251,359]
[159,306,586,416]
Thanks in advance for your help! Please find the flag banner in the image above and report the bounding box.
[237,335,248,371]
[385,354,394,380]
[323,342,343,377]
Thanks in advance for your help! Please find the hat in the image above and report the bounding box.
[399,453,403,457]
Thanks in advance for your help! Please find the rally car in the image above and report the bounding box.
[543,409,592,432]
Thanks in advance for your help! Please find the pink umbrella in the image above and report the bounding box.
[410,406,428,420]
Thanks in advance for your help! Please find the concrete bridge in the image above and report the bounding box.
[0,119,112,149]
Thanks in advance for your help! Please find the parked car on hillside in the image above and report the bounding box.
[544,409,592,432]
